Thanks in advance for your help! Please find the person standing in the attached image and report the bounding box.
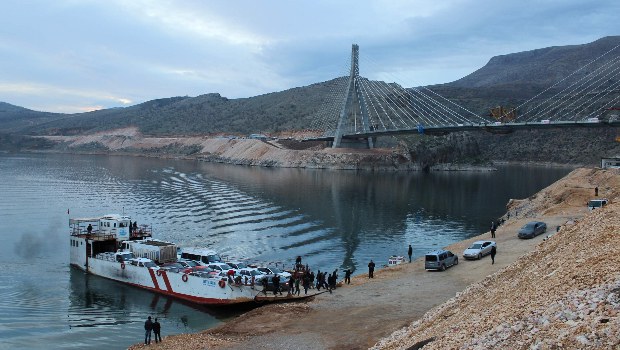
[408,244,413,263]
[490,245,497,265]
[153,318,162,343]
[368,260,375,278]
[86,224,93,234]
[490,221,497,238]
[144,316,153,345]
[344,269,351,284]
[302,274,310,295]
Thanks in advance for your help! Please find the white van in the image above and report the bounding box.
[587,198,608,211]
[178,247,222,266]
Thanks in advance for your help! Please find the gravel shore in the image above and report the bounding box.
[129,167,619,350]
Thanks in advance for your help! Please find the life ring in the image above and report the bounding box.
[156,269,162,276]
[218,280,226,288]
[182,274,188,282]
[121,262,125,270]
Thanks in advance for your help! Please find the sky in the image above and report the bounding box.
[1,0,619,114]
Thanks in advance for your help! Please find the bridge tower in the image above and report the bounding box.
[332,44,374,149]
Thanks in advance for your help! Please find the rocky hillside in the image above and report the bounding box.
[374,168,620,349]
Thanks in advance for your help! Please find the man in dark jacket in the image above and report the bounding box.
[144,316,153,345]
[490,245,497,265]
[153,318,162,343]
[344,269,352,284]
[272,275,282,295]
[368,260,375,278]
[408,244,413,263]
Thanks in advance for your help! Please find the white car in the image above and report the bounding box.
[462,240,496,260]
[257,266,291,279]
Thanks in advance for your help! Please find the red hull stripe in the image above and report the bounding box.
[123,280,243,305]
[161,270,173,292]
[148,269,160,290]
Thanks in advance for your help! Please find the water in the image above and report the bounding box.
[0,153,571,349]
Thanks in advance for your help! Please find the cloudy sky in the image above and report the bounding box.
[1,0,618,113]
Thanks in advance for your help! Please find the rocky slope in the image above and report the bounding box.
[38,127,420,171]
[373,168,620,349]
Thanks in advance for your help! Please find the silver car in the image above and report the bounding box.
[424,250,458,271]
[463,240,496,260]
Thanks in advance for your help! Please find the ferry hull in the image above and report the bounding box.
[75,258,260,305]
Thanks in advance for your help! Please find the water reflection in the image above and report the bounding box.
[0,153,572,349]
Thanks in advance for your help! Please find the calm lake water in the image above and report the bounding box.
[0,153,572,349]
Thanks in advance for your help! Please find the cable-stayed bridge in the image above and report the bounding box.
[308,44,620,148]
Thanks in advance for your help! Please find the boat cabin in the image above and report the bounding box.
[69,214,152,270]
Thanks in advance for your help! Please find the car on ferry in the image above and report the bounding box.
[207,263,236,274]
[226,261,249,270]
[424,249,458,271]
[236,267,265,281]
[257,266,292,279]
[462,240,496,260]
[161,262,190,273]
[178,247,222,266]
[128,257,159,269]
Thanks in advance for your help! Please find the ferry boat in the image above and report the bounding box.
[69,214,262,305]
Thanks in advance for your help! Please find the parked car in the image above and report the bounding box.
[518,221,547,239]
[462,240,497,260]
[587,198,608,211]
[424,250,458,271]
[257,266,292,278]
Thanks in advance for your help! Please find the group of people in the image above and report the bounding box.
[144,316,162,345]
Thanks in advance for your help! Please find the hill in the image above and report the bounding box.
[1,37,619,166]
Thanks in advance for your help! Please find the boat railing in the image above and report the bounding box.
[70,228,117,241]
[130,225,153,239]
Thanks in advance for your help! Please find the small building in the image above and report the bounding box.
[601,157,620,169]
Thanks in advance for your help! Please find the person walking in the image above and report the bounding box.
[490,221,497,238]
[294,276,301,296]
[408,244,413,263]
[153,318,162,343]
[272,275,282,295]
[490,245,497,265]
[368,260,375,278]
[344,269,351,284]
[144,316,153,345]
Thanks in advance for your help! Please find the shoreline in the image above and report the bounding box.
[128,167,617,349]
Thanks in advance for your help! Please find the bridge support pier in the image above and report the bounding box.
[332,44,374,149]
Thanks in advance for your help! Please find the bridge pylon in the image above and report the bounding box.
[332,44,374,149]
